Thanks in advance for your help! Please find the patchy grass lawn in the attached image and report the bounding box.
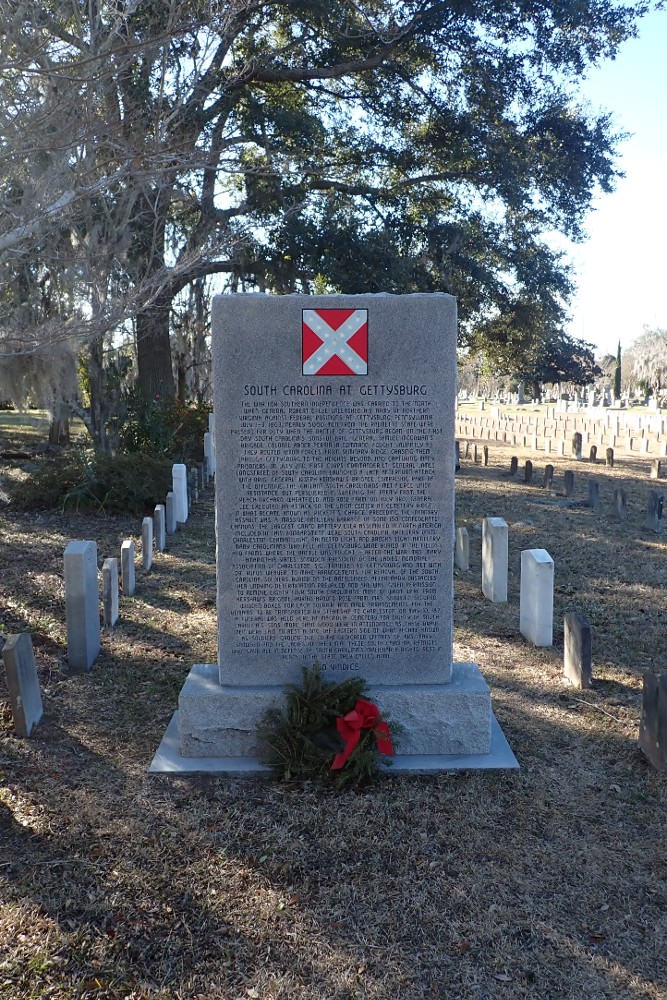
[0,410,88,452]
[0,445,666,999]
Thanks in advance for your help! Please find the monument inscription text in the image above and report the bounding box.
[214,294,456,685]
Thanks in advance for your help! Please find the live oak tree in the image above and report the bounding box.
[468,298,601,400]
[628,327,667,401]
[0,0,652,435]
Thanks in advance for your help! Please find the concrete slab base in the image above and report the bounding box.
[178,662,494,758]
[149,712,518,775]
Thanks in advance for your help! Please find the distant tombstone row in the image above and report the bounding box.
[61,454,216,672]
[477,518,593,680]
[505,456,663,529]
[2,422,217,737]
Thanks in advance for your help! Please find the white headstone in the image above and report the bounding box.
[481,517,508,603]
[121,539,135,596]
[172,464,188,523]
[455,526,470,571]
[64,540,101,670]
[142,517,154,570]
[2,633,43,737]
[154,504,166,552]
[102,557,119,627]
[519,548,554,646]
[165,492,176,534]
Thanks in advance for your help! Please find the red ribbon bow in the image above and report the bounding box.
[331,698,393,770]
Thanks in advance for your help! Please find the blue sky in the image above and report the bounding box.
[563,6,667,358]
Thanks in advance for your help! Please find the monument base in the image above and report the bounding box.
[171,662,511,763]
[149,712,518,775]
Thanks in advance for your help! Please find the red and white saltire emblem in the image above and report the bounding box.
[302,308,368,376]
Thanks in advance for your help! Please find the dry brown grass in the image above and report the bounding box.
[1,443,666,1000]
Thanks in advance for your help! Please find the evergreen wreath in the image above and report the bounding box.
[258,663,401,789]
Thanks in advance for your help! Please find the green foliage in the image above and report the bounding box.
[469,299,601,392]
[9,451,172,514]
[0,0,649,406]
[259,664,400,790]
[116,389,211,463]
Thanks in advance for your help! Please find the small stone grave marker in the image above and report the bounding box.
[64,540,101,671]
[646,491,664,533]
[564,470,575,498]
[455,526,470,571]
[639,671,667,771]
[524,459,533,484]
[572,432,582,460]
[165,492,176,534]
[2,633,43,737]
[543,464,554,490]
[154,504,166,552]
[563,612,592,688]
[142,517,154,571]
[606,447,614,467]
[510,456,518,476]
[587,480,600,510]
[121,539,136,595]
[172,464,188,523]
[613,487,627,520]
[482,517,508,603]
[519,548,553,646]
[102,558,119,627]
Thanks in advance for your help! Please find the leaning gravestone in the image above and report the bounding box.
[160,293,516,772]
[2,633,44,737]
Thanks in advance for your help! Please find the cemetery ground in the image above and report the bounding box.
[1,415,666,999]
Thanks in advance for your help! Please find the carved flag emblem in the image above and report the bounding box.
[302,308,368,376]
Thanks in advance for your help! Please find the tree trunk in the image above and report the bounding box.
[87,335,110,453]
[136,295,174,402]
[532,380,541,403]
[191,277,209,403]
[176,351,187,402]
[48,410,70,445]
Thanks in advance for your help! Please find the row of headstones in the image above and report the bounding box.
[65,458,215,671]
[456,421,667,457]
[457,420,667,454]
[457,407,666,434]
[455,518,588,682]
[454,518,667,771]
[458,440,619,467]
[507,456,664,532]
[1,420,217,738]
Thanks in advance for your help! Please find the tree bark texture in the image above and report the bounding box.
[136,296,174,401]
